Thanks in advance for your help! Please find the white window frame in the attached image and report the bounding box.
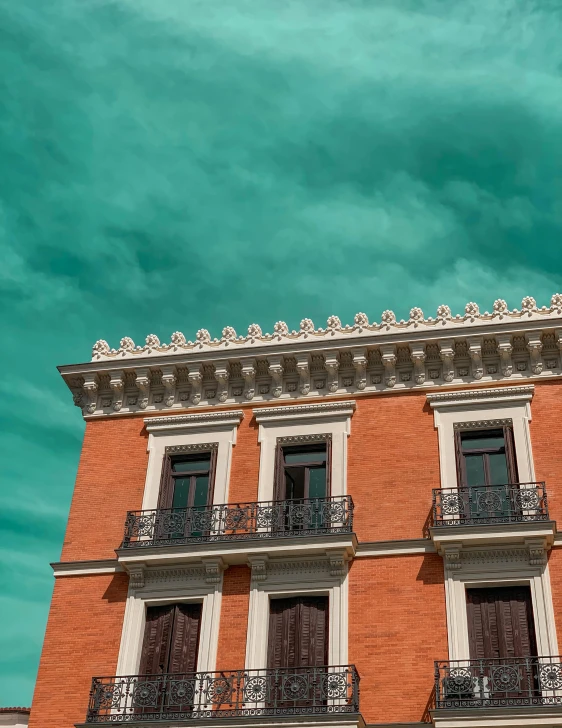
[446,553,559,661]
[427,385,536,490]
[253,401,356,502]
[245,558,348,670]
[116,570,223,676]
[141,411,243,509]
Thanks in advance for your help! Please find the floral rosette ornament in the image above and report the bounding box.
[326,315,342,331]
[196,328,211,344]
[493,299,508,314]
[521,296,537,312]
[92,339,110,358]
[222,326,237,340]
[380,310,396,325]
[273,321,289,336]
[409,307,424,323]
[300,318,315,333]
[247,323,262,339]
[145,334,160,348]
[354,312,368,327]
[436,305,451,320]
[120,336,135,352]
[464,302,480,318]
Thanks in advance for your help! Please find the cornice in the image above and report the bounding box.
[254,400,356,423]
[427,385,534,409]
[144,410,244,432]
[58,295,562,420]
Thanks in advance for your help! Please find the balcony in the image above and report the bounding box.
[430,483,556,553]
[83,666,360,724]
[117,496,356,568]
[433,657,562,725]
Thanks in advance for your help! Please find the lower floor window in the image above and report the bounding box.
[139,603,202,675]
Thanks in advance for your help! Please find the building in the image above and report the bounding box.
[0,709,30,728]
[29,294,562,728]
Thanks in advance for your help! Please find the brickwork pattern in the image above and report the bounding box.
[29,573,128,728]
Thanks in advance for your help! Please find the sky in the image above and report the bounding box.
[1,0,562,708]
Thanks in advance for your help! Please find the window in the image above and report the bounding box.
[158,451,216,510]
[274,443,331,501]
[267,596,329,705]
[455,427,518,488]
[139,603,202,675]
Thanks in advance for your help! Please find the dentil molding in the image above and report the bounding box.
[58,295,562,419]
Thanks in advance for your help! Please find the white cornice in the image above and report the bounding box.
[59,295,562,420]
[144,410,244,432]
[51,559,123,577]
[427,385,534,409]
[253,400,356,423]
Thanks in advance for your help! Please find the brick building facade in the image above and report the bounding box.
[30,295,562,727]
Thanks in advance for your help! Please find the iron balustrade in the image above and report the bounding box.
[86,665,360,723]
[432,482,548,527]
[122,495,353,548]
[435,656,562,709]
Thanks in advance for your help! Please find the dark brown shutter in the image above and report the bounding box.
[168,603,202,674]
[467,587,537,660]
[207,447,218,505]
[139,605,174,675]
[325,437,332,497]
[273,442,285,501]
[157,454,174,509]
[503,426,519,484]
[454,430,466,487]
[268,597,328,668]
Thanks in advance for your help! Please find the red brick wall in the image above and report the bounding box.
[29,573,128,728]
[348,554,447,723]
[216,566,251,670]
[529,380,562,524]
[61,417,149,562]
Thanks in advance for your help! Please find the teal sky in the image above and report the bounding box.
[1,0,562,707]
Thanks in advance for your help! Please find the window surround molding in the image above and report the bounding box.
[253,400,355,501]
[427,386,536,490]
[116,562,225,676]
[444,546,559,661]
[244,554,349,670]
[141,411,243,510]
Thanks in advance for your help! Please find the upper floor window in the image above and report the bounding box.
[274,441,331,501]
[455,427,518,488]
[158,449,217,509]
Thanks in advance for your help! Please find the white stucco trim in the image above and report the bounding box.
[116,567,223,676]
[253,401,355,502]
[245,557,348,670]
[445,550,559,661]
[141,412,243,510]
[428,386,536,489]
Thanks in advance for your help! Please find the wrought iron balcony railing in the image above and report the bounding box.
[86,665,360,723]
[435,657,562,709]
[122,495,353,548]
[432,482,549,527]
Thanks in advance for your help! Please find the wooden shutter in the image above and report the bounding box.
[454,430,466,488]
[268,596,328,668]
[157,454,174,509]
[273,442,285,501]
[503,425,519,484]
[139,605,174,675]
[467,587,537,660]
[168,603,202,674]
[207,447,218,505]
[325,437,332,497]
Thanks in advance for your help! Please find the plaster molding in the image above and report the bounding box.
[453,418,513,430]
[254,400,356,423]
[427,385,535,408]
[144,410,244,431]
[165,442,218,455]
[61,296,562,420]
[276,433,332,445]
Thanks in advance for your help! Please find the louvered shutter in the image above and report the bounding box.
[325,437,332,496]
[168,603,202,674]
[454,430,466,488]
[157,454,174,509]
[503,426,519,484]
[273,442,285,501]
[467,587,537,660]
[267,598,289,669]
[207,447,218,505]
[139,605,174,675]
[268,597,328,668]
